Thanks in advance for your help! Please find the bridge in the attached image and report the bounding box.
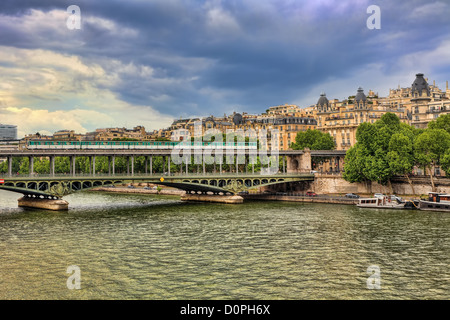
[0,148,345,209]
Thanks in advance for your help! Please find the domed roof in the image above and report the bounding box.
[411,73,430,96]
[317,92,329,107]
[355,87,367,102]
[232,113,243,125]
[205,116,215,123]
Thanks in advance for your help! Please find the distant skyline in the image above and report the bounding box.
[1,0,450,137]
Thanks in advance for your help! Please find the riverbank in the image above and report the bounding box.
[91,186,361,205]
[90,186,424,206]
[91,186,184,196]
[243,193,359,205]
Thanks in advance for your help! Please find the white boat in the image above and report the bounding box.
[357,196,418,209]
[419,192,450,212]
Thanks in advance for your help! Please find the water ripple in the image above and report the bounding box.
[0,191,449,299]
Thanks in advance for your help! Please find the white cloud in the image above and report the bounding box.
[0,46,174,138]
[204,0,241,35]
[410,2,449,19]
[296,39,450,107]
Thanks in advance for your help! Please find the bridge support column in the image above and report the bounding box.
[127,157,130,175]
[50,156,55,177]
[168,156,170,175]
[73,156,77,176]
[283,155,286,174]
[150,156,153,175]
[286,148,311,174]
[145,156,148,174]
[93,156,96,176]
[163,156,166,175]
[112,156,116,175]
[29,156,34,176]
[69,157,72,175]
[131,156,134,176]
[245,156,248,174]
[89,156,92,175]
[8,156,12,177]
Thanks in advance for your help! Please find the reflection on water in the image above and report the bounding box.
[0,190,449,299]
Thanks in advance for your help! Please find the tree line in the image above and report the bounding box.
[343,113,450,192]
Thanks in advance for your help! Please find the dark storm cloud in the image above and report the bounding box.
[1,0,450,118]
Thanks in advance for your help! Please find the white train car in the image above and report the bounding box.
[26,140,258,150]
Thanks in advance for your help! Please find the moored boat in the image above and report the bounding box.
[419,192,450,212]
[356,196,419,209]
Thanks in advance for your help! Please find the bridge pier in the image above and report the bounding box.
[8,156,12,176]
[287,148,311,173]
[181,193,243,204]
[50,156,55,177]
[18,196,69,211]
[150,156,153,175]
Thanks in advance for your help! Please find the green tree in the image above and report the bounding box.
[386,133,415,194]
[291,129,335,150]
[343,113,416,192]
[291,129,335,169]
[440,148,450,177]
[414,128,450,191]
[428,113,450,134]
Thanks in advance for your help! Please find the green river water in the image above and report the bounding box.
[0,190,449,299]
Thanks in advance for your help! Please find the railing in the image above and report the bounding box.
[27,140,259,149]
[426,108,448,114]
[0,171,314,179]
[243,192,357,201]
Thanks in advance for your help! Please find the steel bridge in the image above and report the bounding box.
[0,148,345,201]
[0,172,315,199]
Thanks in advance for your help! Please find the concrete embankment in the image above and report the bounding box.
[18,197,69,210]
[243,194,359,205]
[181,193,243,204]
[91,187,184,196]
[92,187,358,205]
[93,187,244,204]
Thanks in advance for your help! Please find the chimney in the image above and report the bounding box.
[433,80,435,86]
[447,81,449,90]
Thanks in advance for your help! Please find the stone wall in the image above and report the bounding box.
[312,175,450,196]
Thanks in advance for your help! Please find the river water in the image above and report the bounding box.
[0,190,449,300]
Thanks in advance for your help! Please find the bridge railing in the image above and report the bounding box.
[0,171,314,179]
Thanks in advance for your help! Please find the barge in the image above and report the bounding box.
[419,192,450,212]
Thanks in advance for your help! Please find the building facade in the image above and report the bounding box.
[0,124,17,140]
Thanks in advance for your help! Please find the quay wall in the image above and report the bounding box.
[311,175,450,196]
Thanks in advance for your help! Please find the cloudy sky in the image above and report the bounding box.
[1,0,450,137]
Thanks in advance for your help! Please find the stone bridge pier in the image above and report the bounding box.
[286,148,311,173]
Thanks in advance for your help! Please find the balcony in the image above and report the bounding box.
[426,108,448,114]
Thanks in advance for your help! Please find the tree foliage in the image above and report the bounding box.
[343,113,415,185]
[291,129,335,150]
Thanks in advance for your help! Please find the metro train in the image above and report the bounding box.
[25,140,258,150]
